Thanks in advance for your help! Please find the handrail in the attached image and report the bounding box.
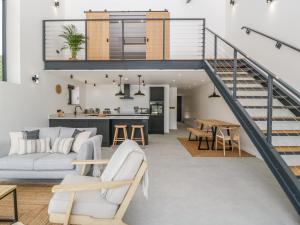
[43,18,206,22]
[241,26,300,53]
[205,27,300,101]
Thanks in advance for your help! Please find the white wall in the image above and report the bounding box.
[64,0,226,35]
[0,0,85,156]
[181,83,260,157]
[169,87,177,130]
[226,0,300,90]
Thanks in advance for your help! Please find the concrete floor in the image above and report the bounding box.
[103,124,300,225]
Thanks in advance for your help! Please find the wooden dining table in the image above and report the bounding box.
[195,119,240,150]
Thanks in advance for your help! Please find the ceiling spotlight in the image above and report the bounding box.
[105,74,109,78]
[94,83,96,87]
[113,80,116,85]
[266,0,273,4]
[54,1,59,7]
[70,74,73,79]
[246,28,251,35]
[230,0,235,6]
[275,41,282,49]
[32,74,39,84]
[85,80,87,84]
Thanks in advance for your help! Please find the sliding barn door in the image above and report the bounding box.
[85,12,110,60]
[146,12,170,60]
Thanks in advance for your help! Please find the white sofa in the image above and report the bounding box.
[0,127,102,180]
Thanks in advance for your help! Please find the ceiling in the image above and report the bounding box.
[48,70,210,89]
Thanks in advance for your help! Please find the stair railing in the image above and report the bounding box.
[205,27,300,215]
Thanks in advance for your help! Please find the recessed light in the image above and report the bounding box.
[124,77,129,81]
[172,80,176,82]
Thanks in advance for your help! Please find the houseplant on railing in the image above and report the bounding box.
[59,24,86,60]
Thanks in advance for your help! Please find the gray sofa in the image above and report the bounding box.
[0,127,102,179]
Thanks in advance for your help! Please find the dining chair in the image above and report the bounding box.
[215,127,241,157]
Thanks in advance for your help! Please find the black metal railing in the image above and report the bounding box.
[43,18,205,61]
[241,26,300,53]
[205,27,300,215]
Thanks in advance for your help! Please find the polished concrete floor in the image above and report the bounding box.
[104,124,300,225]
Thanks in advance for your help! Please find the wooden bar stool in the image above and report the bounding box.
[131,125,145,146]
[113,125,128,146]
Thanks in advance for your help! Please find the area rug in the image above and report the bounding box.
[0,185,55,225]
[177,137,254,157]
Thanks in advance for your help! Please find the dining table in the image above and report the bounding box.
[195,119,240,150]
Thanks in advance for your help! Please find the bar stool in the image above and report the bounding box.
[113,125,128,146]
[131,125,145,146]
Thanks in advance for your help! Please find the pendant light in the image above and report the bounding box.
[134,75,145,96]
[115,75,125,96]
[209,86,221,98]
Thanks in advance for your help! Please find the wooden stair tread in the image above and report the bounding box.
[290,166,300,176]
[253,117,300,121]
[275,146,300,153]
[262,130,300,134]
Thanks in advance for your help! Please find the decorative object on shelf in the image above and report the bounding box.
[55,84,62,94]
[134,75,145,96]
[59,24,86,60]
[32,74,39,84]
[57,109,65,117]
[115,75,125,96]
[208,86,221,98]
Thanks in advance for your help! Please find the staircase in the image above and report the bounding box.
[204,28,300,215]
[208,58,300,177]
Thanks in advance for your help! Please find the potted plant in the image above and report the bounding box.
[59,24,86,60]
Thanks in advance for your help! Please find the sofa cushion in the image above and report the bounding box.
[34,153,77,171]
[59,127,97,138]
[0,153,49,170]
[101,140,145,205]
[48,175,118,219]
[25,127,60,147]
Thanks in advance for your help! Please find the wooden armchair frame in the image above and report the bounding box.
[49,160,148,225]
[215,127,241,157]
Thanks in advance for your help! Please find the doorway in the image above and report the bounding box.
[177,96,182,122]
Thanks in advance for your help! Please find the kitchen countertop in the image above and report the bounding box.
[49,113,150,120]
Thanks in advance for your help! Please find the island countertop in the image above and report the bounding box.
[49,113,150,120]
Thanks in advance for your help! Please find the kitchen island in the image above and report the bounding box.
[49,114,149,147]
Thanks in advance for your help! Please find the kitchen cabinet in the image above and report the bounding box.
[150,87,165,101]
[149,116,164,134]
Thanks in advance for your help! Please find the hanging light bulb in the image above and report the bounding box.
[115,75,125,96]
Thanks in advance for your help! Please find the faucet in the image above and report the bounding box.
[74,105,83,116]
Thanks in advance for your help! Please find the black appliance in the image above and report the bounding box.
[149,87,165,134]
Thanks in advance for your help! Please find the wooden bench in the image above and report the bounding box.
[187,128,212,150]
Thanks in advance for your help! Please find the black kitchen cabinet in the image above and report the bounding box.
[150,87,164,101]
[149,116,164,134]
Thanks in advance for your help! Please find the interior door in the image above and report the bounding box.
[146,12,170,60]
[85,12,110,60]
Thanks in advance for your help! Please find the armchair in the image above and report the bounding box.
[48,140,148,225]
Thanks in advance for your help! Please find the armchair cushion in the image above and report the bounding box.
[101,140,145,204]
[48,174,118,219]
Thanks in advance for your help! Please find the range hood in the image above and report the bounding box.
[120,84,134,100]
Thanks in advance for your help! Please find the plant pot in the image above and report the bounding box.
[69,50,78,60]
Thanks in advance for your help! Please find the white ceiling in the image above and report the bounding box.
[48,70,210,89]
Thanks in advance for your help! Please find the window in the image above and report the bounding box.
[0,0,6,81]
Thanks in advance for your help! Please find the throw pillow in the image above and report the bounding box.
[9,132,25,155]
[36,138,51,153]
[19,139,37,155]
[52,138,74,155]
[24,130,40,140]
[72,131,92,153]
[72,129,85,138]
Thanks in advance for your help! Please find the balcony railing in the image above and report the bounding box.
[43,18,205,62]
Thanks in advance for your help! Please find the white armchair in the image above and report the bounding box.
[48,140,148,225]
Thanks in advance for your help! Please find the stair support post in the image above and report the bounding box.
[233,49,238,100]
[214,34,218,74]
[267,75,273,144]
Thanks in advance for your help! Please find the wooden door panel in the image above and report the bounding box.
[85,12,110,60]
[146,12,170,60]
